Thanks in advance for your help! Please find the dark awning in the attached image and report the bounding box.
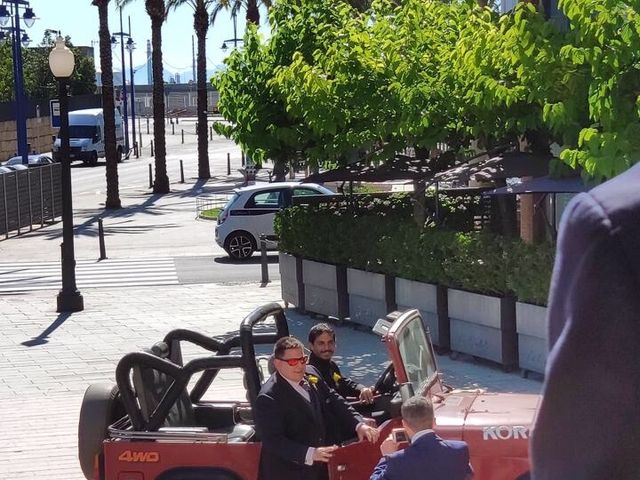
[304,152,458,183]
[484,175,592,195]
[433,152,552,184]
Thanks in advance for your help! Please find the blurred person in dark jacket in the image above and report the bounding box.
[531,163,640,479]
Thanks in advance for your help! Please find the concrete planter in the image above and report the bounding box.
[302,259,348,319]
[448,289,517,370]
[279,252,303,308]
[516,301,548,376]
[396,278,449,351]
[347,268,393,328]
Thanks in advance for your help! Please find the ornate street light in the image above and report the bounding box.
[1,0,37,164]
[49,35,84,313]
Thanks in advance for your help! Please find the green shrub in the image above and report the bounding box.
[506,240,554,305]
[275,195,555,303]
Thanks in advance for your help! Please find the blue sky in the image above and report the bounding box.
[25,0,268,80]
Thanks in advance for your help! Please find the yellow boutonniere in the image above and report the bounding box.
[307,375,319,385]
[332,372,342,382]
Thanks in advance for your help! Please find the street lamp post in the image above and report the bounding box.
[125,16,137,158]
[220,5,243,52]
[111,7,130,154]
[49,35,83,313]
[0,0,36,165]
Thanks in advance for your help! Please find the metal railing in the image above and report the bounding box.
[0,163,62,238]
[195,193,232,220]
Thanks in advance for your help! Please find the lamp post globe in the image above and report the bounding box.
[49,36,75,78]
[50,35,83,313]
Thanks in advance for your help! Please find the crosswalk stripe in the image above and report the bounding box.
[0,257,179,292]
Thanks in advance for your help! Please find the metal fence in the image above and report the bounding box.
[0,163,62,238]
[195,194,232,220]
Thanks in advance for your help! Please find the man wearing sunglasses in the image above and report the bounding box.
[255,336,380,480]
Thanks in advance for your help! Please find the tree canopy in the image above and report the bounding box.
[213,0,640,180]
[0,33,96,103]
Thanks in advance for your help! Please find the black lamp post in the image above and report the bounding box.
[220,5,243,52]
[111,7,131,154]
[49,35,83,313]
[0,0,37,165]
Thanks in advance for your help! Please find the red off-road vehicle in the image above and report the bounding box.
[78,303,538,480]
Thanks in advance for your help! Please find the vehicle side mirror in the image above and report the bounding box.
[399,382,415,403]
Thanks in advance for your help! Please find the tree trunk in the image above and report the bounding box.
[246,0,260,25]
[273,157,288,182]
[194,3,210,179]
[412,147,429,228]
[93,0,121,209]
[149,2,170,193]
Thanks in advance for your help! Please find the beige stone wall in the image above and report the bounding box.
[0,116,56,161]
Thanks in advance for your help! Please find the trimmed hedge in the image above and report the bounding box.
[275,195,554,305]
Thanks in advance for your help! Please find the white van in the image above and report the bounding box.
[52,108,125,166]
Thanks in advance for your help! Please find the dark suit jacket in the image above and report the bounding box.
[531,163,640,479]
[255,366,363,480]
[369,431,471,480]
[309,353,364,399]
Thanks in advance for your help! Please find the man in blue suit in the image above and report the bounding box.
[531,163,640,479]
[370,395,473,480]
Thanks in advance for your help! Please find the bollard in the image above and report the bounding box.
[180,160,185,183]
[260,234,269,285]
[181,129,184,144]
[227,152,231,175]
[150,140,154,157]
[176,116,179,124]
[241,152,245,167]
[170,117,174,125]
[195,122,198,135]
[146,117,149,134]
[60,242,64,261]
[139,131,143,154]
[172,123,175,135]
[148,163,153,189]
[98,217,107,260]
[134,142,139,159]
[209,125,213,141]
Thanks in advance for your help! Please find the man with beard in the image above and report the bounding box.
[308,323,375,403]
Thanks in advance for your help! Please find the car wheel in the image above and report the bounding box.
[89,152,98,167]
[78,383,124,480]
[225,231,256,260]
[116,148,123,163]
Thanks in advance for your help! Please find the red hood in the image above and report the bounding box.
[434,390,540,458]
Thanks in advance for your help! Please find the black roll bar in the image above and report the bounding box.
[240,303,289,406]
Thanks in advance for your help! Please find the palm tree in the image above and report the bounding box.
[229,0,271,27]
[92,0,122,208]
[118,0,170,193]
[167,0,227,179]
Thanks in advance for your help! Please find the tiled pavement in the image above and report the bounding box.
[0,281,541,480]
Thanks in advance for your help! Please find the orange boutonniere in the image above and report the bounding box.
[332,372,342,382]
[307,375,319,385]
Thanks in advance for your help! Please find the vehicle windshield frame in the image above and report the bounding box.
[388,310,439,395]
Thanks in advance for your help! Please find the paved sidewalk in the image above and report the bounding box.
[0,134,541,479]
[0,280,540,480]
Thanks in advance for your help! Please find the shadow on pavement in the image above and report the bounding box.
[214,255,279,265]
[21,312,72,347]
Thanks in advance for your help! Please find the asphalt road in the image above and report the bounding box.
[176,253,281,284]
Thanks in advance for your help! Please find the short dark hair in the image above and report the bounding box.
[308,323,335,343]
[273,336,304,358]
[401,395,434,431]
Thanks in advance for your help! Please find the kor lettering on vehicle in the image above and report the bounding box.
[482,425,529,440]
[118,450,160,463]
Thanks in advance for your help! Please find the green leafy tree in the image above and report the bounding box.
[0,34,96,102]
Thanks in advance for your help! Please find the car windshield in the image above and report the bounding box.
[68,125,97,139]
[5,157,22,165]
[397,316,437,393]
